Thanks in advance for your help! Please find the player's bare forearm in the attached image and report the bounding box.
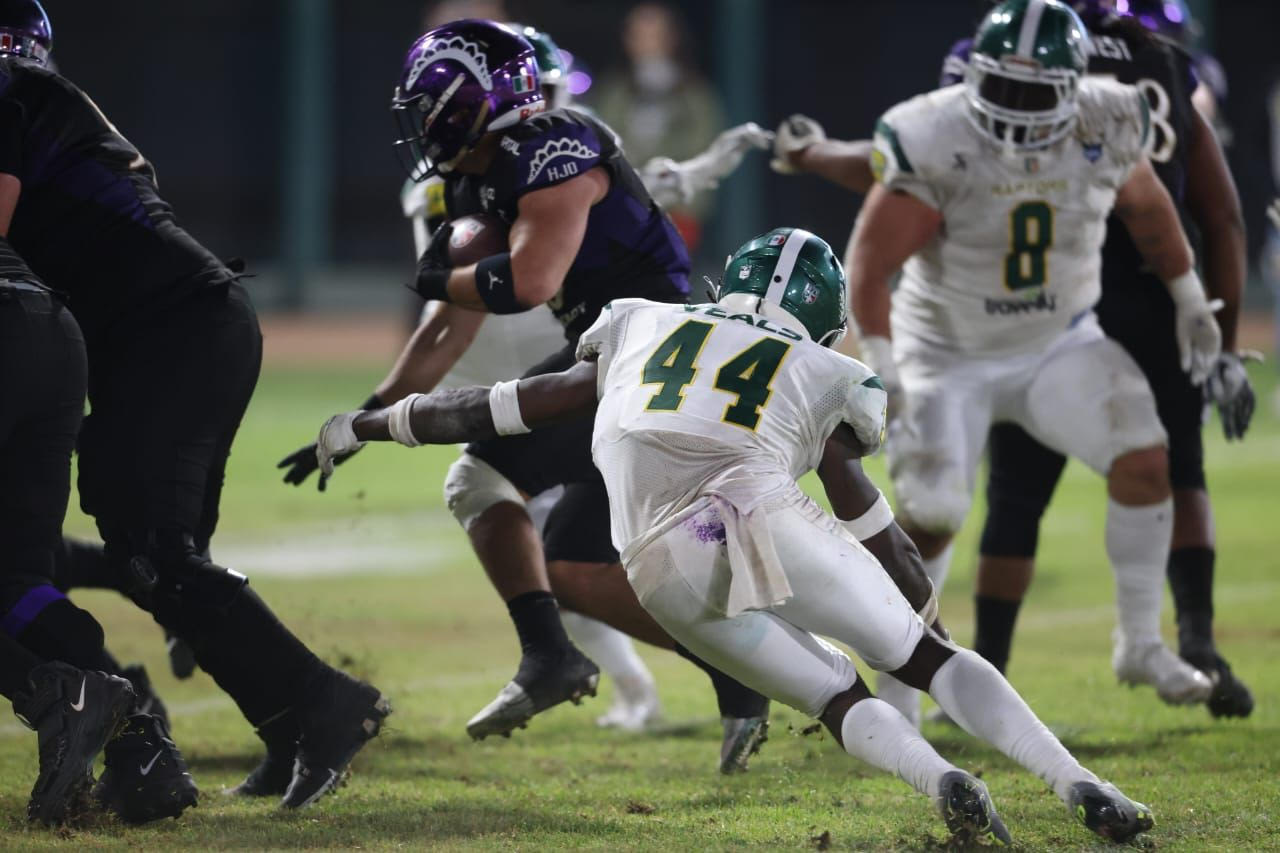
[0,172,20,234]
[355,361,600,445]
[1115,158,1194,283]
[1185,109,1245,351]
[375,302,486,403]
[793,139,875,194]
[817,439,933,613]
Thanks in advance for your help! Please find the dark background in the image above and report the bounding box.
[46,0,1280,309]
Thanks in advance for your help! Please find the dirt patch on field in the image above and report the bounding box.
[260,312,409,367]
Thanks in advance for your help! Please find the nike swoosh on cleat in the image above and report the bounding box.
[69,678,87,712]
[140,750,163,776]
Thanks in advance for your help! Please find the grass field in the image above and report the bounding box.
[0,361,1277,850]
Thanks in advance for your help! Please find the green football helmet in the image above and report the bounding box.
[509,24,570,109]
[717,228,848,347]
[966,0,1090,151]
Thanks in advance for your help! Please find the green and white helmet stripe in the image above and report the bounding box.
[718,227,848,347]
[1015,0,1049,58]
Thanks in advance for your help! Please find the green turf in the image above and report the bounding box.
[1,364,1277,850]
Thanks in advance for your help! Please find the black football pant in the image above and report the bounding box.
[76,282,327,727]
[0,284,117,694]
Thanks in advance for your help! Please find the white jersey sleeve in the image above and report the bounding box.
[838,355,889,456]
[871,88,960,211]
[576,298,651,398]
[1075,76,1154,187]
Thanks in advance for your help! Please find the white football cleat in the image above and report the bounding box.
[595,676,662,732]
[1113,636,1213,705]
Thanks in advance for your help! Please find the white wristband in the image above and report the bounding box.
[1167,270,1207,310]
[387,394,424,447]
[489,380,531,436]
[859,335,899,390]
[843,490,894,541]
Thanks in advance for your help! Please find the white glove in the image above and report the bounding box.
[316,412,365,479]
[1268,198,1280,230]
[1168,271,1223,386]
[642,122,773,207]
[771,114,826,174]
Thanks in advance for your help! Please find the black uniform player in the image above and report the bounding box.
[281,21,771,765]
[0,0,390,808]
[940,2,1254,716]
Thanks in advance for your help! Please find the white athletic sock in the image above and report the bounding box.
[1105,498,1173,646]
[923,542,956,591]
[840,698,956,798]
[929,649,1099,802]
[559,611,657,701]
[874,672,922,729]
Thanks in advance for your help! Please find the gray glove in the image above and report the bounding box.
[1205,351,1261,441]
[771,114,826,174]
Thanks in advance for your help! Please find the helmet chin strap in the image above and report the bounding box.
[717,293,811,341]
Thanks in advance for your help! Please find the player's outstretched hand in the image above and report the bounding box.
[771,115,826,174]
[278,440,361,492]
[316,412,366,484]
[1206,351,1261,441]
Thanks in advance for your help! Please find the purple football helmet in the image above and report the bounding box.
[1113,0,1192,43]
[392,19,544,182]
[0,0,50,65]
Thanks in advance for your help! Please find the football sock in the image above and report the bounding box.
[973,595,1022,674]
[1168,546,1215,649]
[1105,498,1173,646]
[674,643,769,718]
[871,543,956,726]
[873,672,921,729]
[929,648,1098,802]
[186,586,328,725]
[506,590,573,658]
[0,633,44,701]
[840,698,954,798]
[560,611,656,701]
[922,542,956,593]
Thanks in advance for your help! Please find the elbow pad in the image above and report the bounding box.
[475,253,530,314]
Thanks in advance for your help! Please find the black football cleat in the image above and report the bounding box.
[95,713,198,824]
[120,663,170,732]
[936,769,1012,847]
[1068,780,1154,843]
[719,712,769,774]
[1181,644,1254,719]
[227,709,298,797]
[466,649,599,741]
[281,672,390,809]
[13,662,135,825]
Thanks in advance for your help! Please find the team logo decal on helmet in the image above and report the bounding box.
[716,228,849,348]
[405,35,494,92]
[391,19,545,182]
[966,0,1090,152]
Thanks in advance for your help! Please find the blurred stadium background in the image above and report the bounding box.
[51,0,1280,323]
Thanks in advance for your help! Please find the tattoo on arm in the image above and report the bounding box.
[407,387,498,444]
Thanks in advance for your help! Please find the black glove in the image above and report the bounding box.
[279,394,382,491]
[412,223,454,301]
[1205,351,1259,441]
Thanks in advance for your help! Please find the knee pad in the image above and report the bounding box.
[892,467,970,535]
[443,453,524,530]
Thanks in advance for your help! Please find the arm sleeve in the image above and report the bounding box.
[939,38,973,88]
[871,108,941,211]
